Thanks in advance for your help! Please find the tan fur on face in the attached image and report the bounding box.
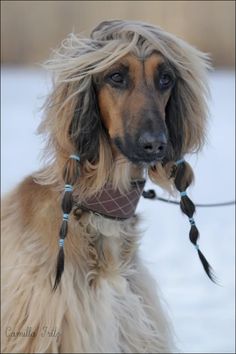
[98,53,171,143]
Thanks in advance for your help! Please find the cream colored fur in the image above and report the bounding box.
[1,19,210,353]
[1,178,174,353]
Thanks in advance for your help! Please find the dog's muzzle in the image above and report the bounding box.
[114,130,168,164]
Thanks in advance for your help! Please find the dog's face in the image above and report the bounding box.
[96,53,175,164]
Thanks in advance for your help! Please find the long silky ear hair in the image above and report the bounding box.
[69,81,103,163]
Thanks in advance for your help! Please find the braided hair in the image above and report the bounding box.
[172,159,216,282]
[53,154,80,291]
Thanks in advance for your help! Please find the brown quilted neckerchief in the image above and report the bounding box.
[77,180,146,220]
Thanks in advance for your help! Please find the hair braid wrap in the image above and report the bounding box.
[173,159,216,282]
[53,155,80,290]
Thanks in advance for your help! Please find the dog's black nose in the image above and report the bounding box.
[138,132,167,156]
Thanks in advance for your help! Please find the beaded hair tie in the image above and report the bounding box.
[175,158,216,282]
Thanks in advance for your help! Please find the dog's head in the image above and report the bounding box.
[96,52,172,164]
[39,20,210,193]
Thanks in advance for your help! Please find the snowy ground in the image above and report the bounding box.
[1,67,235,353]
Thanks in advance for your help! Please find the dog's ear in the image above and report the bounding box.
[149,55,209,192]
[165,80,184,161]
[165,74,207,162]
[69,82,103,163]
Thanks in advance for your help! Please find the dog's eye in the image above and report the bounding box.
[110,72,124,84]
[105,67,129,88]
[159,73,173,89]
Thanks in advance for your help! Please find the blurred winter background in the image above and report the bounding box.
[1,1,235,353]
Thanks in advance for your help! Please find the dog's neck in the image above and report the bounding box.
[75,179,145,220]
[74,152,146,220]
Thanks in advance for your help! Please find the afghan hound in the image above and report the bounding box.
[1,20,213,353]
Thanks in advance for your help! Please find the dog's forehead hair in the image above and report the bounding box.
[101,52,167,82]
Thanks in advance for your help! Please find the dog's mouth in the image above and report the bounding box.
[124,151,164,165]
[113,136,167,165]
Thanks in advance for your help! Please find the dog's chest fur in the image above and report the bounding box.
[1,184,173,353]
[56,215,172,353]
